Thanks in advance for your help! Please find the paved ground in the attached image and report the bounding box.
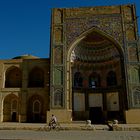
[0,122,140,140]
[0,130,140,140]
[0,122,105,131]
[0,122,140,131]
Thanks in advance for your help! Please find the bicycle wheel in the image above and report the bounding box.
[55,122,62,131]
[44,124,51,131]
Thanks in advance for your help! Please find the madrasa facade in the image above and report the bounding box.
[0,4,140,124]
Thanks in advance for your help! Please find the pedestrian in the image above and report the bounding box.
[107,120,119,131]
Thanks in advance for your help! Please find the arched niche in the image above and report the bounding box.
[28,67,44,87]
[5,66,22,88]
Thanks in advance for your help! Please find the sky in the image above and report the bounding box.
[0,0,140,59]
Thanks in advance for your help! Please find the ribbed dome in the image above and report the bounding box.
[70,31,120,63]
[12,54,39,59]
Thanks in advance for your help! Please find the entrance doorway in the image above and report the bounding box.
[33,100,41,123]
[33,113,40,123]
[12,112,17,122]
[27,95,45,123]
[89,107,103,124]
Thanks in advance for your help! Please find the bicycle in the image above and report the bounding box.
[50,122,62,130]
[38,123,51,131]
[38,122,62,131]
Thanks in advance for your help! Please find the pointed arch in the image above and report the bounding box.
[89,72,100,88]
[65,26,127,122]
[28,66,44,87]
[54,90,63,107]
[33,100,41,113]
[5,66,22,88]
[67,27,124,61]
[27,94,45,123]
[3,94,19,122]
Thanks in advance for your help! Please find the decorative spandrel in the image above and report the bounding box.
[65,15,123,47]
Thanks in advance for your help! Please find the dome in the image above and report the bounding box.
[12,54,39,59]
[70,31,121,63]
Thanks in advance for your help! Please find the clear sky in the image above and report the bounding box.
[0,0,140,59]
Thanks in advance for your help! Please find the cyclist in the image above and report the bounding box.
[49,114,57,129]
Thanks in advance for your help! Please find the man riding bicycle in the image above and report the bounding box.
[49,114,57,129]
